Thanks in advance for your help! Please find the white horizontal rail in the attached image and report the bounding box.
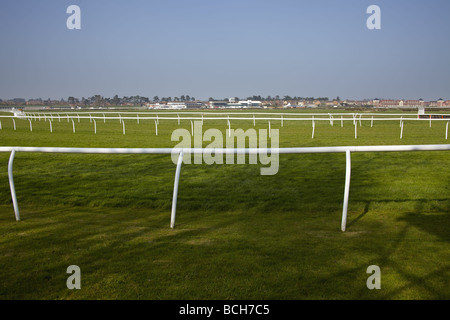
[17,111,450,116]
[6,113,446,140]
[1,145,450,154]
[4,115,450,123]
[2,144,450,231]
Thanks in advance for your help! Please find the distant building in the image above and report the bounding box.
[185,101,205,109]
[372,98,450,108]
[373,99,405,108]
[209,100,228,108]
[235,100,262,108]
[167,102,187,109]
[404,99,424,107]
[26,99,44,105]
[209,100,262,109]
[11,98,26,103]
[147,102,167,109]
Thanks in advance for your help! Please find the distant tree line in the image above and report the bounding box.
[71,95,150,107]
[1,94,334,106]
[67,94,331,106]
[67,94,197,106]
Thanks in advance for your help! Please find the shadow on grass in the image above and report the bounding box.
[347,199,450,243]
[1,199,450,299]
[1,150,449,299]
[344,224,449,299]
[347,201,370,229]
[397,212,450,242]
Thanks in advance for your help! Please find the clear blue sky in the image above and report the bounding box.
[1,0,449,101]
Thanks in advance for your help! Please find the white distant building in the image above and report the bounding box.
[236,100,262,108]
[167,102,187,109]
[147,103,167,109]
[148,102,187,109]
[210,99,262,109]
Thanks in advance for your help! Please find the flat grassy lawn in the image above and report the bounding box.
[0,110,449,299]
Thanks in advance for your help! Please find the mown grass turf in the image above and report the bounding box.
[0,109,449,299]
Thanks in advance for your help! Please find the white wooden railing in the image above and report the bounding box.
[1,112,449,139]
[1,144,449,231]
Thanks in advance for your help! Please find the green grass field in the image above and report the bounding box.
[0,109,449,299]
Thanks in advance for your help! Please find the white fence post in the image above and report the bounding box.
[446,121,449,140]
[445,121,449,140]
[400,121,404,139]
[170,151,184,228]
[29,119,32,132]
[93,119,97,134]
[72,119,75,133]
[8,149,20,221]
[49,120,53,133]
[155,120,158,136]
[269,120,271,138]
[341,150,351,232]
[12,118,16,131]
[122,121,126,135]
